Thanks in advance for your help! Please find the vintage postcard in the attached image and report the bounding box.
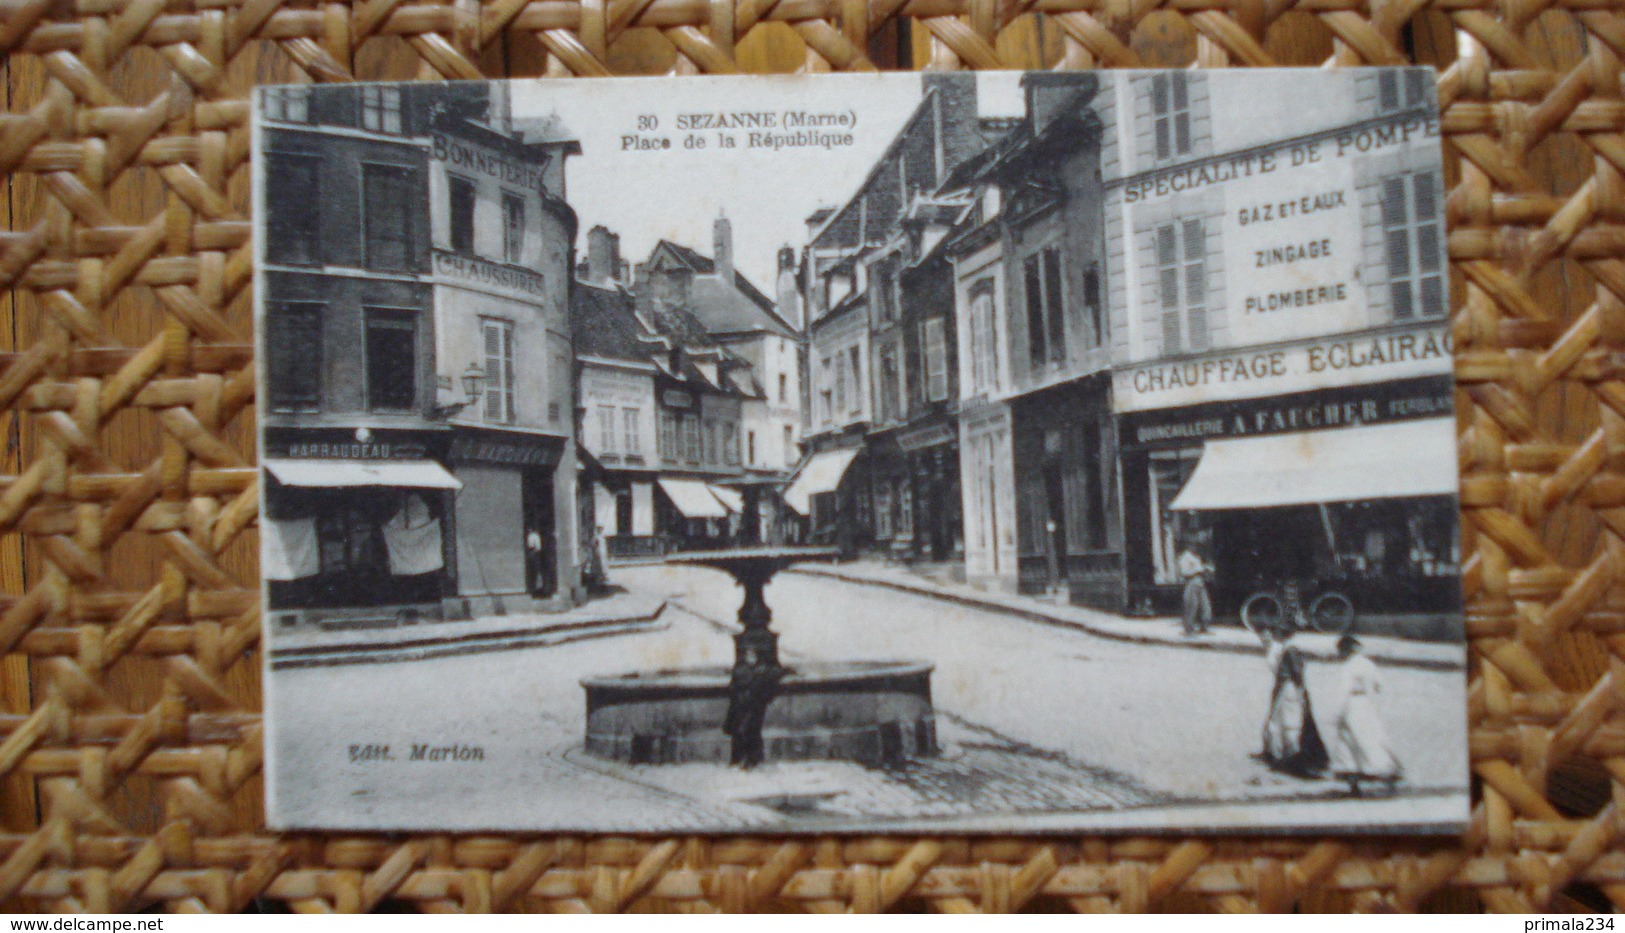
[254,69,1467,833]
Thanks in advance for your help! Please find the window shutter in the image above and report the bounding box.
[1172,75,1191,155]
[484,336,503,423]
[1151,76,1171,160]
[1157,225,1180,354]
[1378,71,1399,111]
[1182,220,1208,349]
[1404,69,1426,107]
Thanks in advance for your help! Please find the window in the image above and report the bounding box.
[818,358,833,425]
[659,411,677,459]
[1023,247,1066,367]
[783,426,795,465]
[597,406,617,453]
[682,414,701,462]
[1382,173,1445,320]
[703,419,717,463]
[969,283,999,393]
[263,87,309,122]
[833,353,847,416]
[359,86,402,133]
[449,176,476,255]
[747,430,757,465]
[1156,219,1208,355]
[362,164,416,271]
[872,258,899,322]
[898,479,914,537]
[778,373,788,403]
[502,194,525,263]
[878,345,900,422]
[1379,69,1427,112]
[847,346,862,415]
[622,408,640,455]
[874,482,893,538]
[922,317,948,402]
[266,303,323,411]
[1083,266,1103,348]
[266,154,320,265]
[1151,73,1192,161]
[482,318,515,423]
[364,308,417,411]
[723,423,739,465]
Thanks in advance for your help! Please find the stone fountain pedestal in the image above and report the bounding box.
[581,547,938,767]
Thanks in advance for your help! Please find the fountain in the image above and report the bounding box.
[581,546,939,767]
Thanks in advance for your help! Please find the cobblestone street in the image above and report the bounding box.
[269,563,1469,832]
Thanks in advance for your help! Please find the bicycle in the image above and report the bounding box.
[1239,578,1356,635]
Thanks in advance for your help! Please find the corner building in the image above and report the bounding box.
[258,84,583,629]
[428,91,582,614]
[1101,69,1460,630]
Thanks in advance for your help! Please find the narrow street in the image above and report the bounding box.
[269,562,1468,833]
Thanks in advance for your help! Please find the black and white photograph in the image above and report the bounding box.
[254,69,1468,834]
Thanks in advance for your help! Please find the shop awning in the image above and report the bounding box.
[264,458,462,490]
[1171,419,1458,511]
[658,477,730,519]
[782,447,860,515]
[706,484,744,514]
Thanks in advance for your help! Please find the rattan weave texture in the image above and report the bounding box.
[2,0,1624,913]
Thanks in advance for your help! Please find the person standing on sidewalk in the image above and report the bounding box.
[1330,635,1403,795]
[1177,541,1214,635]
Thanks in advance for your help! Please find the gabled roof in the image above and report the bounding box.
[572,282,651,361]
[648,240,796,339]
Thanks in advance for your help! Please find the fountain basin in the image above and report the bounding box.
[582,660,937,766]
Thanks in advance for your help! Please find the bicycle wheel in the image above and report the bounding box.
[1309,591,1355,634]
[1240,592,1283,636]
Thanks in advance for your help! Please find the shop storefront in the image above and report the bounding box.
[1118,373,1460,632]
[782,445,864,554]
[446,427,569,615]
[898,419,961,564]
[262,427,458,629]
[1011,376,1124,610]
[655,476,736,551]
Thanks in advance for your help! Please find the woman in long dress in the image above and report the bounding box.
[1330,635,1402,795]
[1259,627,1329,777]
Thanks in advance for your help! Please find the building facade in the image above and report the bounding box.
[574,221,796,554]
[259,84,583,629]
[947,74,1123,605]
[793,73,990,559]
[429,95,582,614]
[1101,69,1459,628]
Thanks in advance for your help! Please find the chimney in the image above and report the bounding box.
[713,210,733,285]
[776,246,801,331]
[586,225,620,284]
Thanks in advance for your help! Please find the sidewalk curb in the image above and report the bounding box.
[270,600,668,669]
[786,566,1464,673]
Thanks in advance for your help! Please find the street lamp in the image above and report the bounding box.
[434,362,487,419]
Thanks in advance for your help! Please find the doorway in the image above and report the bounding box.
[523,466,557,598]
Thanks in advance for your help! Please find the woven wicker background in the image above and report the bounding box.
[2,0,1624,913]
